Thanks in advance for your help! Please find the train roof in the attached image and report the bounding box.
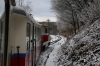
[0,6,41,26]
[11,6,41,26]
[11,6,26,16]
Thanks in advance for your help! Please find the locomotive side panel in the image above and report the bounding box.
[9,14,27,66]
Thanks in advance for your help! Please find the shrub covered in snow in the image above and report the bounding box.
[58,19,100,66]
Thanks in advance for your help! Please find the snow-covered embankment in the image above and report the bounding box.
[58,19,100,66]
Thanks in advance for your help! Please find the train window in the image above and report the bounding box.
[38,28,40,40]
[36,27,38,42]
[32,24,34,46]
[38,28,41,40]
[34,26,35,38]
[36,27,39,42]
[36,28,41,42]
[0,21,3,49]
[37,28,39,41]
[26,23,31,50]
[45,27,48,33]
[34,26,36,45]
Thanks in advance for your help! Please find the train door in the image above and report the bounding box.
[26,23,31,51]
[0,20,3,66]
[34,26,36,65]
[0,22,3,48]
[26,23,31,66]
[31,24,34,66]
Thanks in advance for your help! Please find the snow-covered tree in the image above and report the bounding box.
[51,0,100,36]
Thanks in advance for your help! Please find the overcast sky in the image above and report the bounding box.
[26,0,56,22]
[0,0,56,22]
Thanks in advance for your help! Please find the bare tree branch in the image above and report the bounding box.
[16,0,33,14]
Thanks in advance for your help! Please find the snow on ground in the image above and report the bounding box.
[57,19,100,66]
[50,35,59,42]
[36,35,66,66]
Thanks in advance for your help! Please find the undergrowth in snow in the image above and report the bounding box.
[58,19,100,66]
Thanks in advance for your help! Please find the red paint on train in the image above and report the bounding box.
[41,35,49,43]
[11,57,25,66]
[0,56,3,66]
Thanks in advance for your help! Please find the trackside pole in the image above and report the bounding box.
[16,46,20,66]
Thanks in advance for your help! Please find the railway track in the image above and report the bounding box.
[36,35,62,66]
[44,36,62,66]
[43,36,62,50]
[50,36,61,45]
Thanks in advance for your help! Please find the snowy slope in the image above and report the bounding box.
[58,19,100,66]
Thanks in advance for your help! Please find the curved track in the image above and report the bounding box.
[50,36,61,45]
[43,36,62,50]
[36,35,62,66]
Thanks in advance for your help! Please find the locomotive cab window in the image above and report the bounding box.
[26,23,31,51]
[45,27,48,33]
